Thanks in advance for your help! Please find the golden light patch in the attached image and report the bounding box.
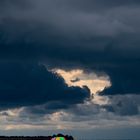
[53,69,111,94]
[52,69,111,105]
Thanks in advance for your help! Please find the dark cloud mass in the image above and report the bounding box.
[0,0,140,115]
[100,61,140,95]
[0,62,90,110]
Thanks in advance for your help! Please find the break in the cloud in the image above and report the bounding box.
[53,69,111,94]
[53,69,111,105]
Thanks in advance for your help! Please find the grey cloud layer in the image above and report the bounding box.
[1,95,139,131]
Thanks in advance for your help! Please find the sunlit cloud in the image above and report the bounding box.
[53,69,111,94]
[52,69,111,105]
[0,108,23,117]
[1,107,140,131]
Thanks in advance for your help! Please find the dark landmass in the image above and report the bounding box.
[0,136,50,140]
[0,134,74,140]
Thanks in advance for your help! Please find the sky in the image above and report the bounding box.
[0,0,140,139]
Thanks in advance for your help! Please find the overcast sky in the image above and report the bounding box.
[0,0,140,139]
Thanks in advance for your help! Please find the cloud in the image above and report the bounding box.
[100,62,140,95]
[0,62,90,110]
[0,0,30,9]
[0,0,140,133]
[53,69,110,94]
[0,0,140,97]
[0,94,139,132]
[103,95,140,116]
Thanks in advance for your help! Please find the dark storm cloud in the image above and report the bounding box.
[99,60,140,95]
[0,62,90,110]
[0,0,140,96]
